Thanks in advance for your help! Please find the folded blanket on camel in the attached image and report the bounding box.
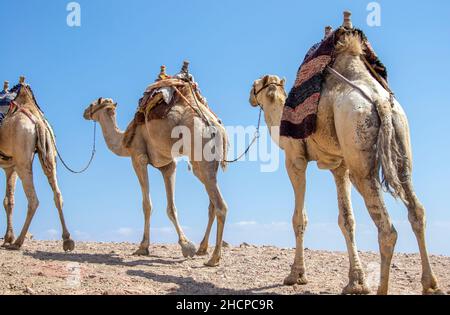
[280,27,388,140]
[0,83,44,125]
[123,78,218,148]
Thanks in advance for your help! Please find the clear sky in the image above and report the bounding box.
[1,0,449,255]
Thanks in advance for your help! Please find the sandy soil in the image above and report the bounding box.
[0,240,449,295]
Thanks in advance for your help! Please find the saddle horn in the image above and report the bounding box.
[19,76,25,84]
[3,81,9,92]
[343,11,353,29]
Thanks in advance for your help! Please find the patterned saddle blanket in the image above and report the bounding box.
[0,89,16,124]
[280,27,388,140]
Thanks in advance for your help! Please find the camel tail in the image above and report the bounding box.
[374,98,409,203]
[35,119,56,171]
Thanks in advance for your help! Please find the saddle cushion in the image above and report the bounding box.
[280,27,388,140]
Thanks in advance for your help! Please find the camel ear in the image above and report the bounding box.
[113,103,118,108]
[262,75,269,86]
[281,77,286,86]
[97,97,103,104]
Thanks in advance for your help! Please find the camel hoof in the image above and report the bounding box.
[204,257,220,267]
[283,273,308,286]
[180,241,197,258]
[342,283,370,295]
[196,248,208,256]
[133,248,149,256]
[423,288,445,295]
[5,243,21,251]
[63,239,75,252]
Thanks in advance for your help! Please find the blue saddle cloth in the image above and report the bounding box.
[0,90,16,124]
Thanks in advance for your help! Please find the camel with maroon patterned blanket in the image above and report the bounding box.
[248,13,442,295]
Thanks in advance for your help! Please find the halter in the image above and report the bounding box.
[252,81,285,109]
[88,97,116,119]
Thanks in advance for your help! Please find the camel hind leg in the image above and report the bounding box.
[6,165,39,250]
[39,156,75,252]
[401,180,442,294]
[2,168,17,246]
[159,161,196,258]
[350,172,397,295]
[191,161,227,267]
[331,164,369,295]
[196,201,215,256]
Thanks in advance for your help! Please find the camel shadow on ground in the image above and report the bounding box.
[24,250,185,267]
[126,270,317,295]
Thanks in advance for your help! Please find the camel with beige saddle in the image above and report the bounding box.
[83,62,228,266]
[249,12,442,294]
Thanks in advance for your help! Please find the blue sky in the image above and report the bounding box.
[1,0,450,255]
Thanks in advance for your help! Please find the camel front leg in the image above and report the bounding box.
[132,154,152,256]
[159,162,196,258]
[331,164,369,294]
[40,157,75,252]
[2,168,17,247]
[284,156,308,285]
[7,166,39,250]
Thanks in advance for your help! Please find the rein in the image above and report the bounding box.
[224,82,281,163]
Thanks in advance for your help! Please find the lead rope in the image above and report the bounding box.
[47,120,97,174]
[224,107,262,163]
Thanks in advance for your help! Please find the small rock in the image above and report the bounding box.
[25,287,35,295]
[222,241,230,248]
[272,256,280,260]
[240,242,250,248]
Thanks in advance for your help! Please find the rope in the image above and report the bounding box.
[47,120,97,174]
[224,107,262,163]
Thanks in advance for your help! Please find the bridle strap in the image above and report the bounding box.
[89,99,116,119]
[253,82,284,98]
[252,82,285,110]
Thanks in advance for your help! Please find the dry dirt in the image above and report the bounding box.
[0,240,449,295]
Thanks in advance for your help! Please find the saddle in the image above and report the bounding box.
[123,64,215,148]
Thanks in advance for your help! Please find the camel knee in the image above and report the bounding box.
[215,204,227,221]
[29,197,39,212]
[338,212,355,235]
[293,211,307,235]
[379,225,398,251]
[408,207,426,235]
[166,205,177,222]
[3,196,14,211]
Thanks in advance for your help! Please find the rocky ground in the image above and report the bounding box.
[0,240,449,295]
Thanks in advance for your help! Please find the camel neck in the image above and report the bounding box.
[97,111,130,157]
[263,97,285,146]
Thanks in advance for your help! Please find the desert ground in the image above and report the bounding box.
[0,240,449,295]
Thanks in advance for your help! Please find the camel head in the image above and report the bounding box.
[83,97,117,121]
[249,75,286,111]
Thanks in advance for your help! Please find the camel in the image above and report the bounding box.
[82,86,228,266]
[0,78,74,251]
[248,24,442,294]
